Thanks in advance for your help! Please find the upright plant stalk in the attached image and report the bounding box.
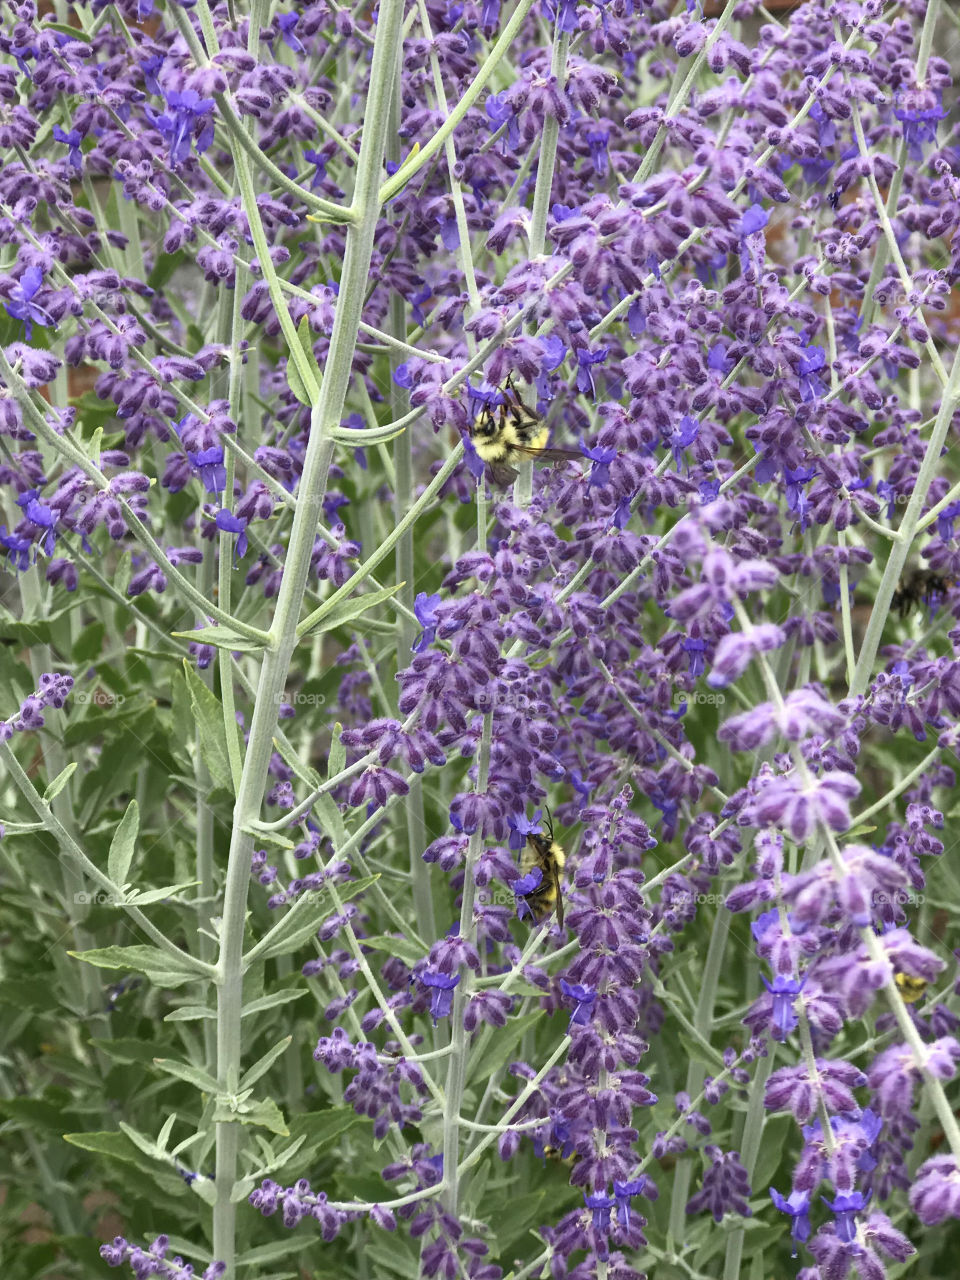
[211,0,406,1271]
[851,338,960,696]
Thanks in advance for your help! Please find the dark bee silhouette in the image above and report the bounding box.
[891,569,955,618]
[469,376,581,487]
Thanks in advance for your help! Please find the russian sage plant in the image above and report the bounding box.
[2,0,960,1277]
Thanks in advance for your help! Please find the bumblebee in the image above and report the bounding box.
[469,376,581,487]
[543,1145,582,1167]
[894,972,928,1004]
[516,811,566,930]
[891,569,954,618]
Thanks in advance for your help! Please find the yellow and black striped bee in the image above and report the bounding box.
[894,972,928,1004]
[891,569,955,618]
[543,1145,582,1167]
[469,376,581,487]
[516,811,566,930]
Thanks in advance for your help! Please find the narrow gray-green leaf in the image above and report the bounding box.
[124,879,200,906]
[213,1096,288,1137]
[164,1005,216,1023]
[240,1036,293,1090]
[171,624,267,654]
[153,1058,219,1094]
[286,316,323,407]
[107,799,139,887]
[183,660,235,793]
[327,724,345,779]
[43,762,77,802]
[240,991,307,1019]
[301,581,405,639]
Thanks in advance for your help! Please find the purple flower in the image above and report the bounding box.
[761,973,803,1041]
[821,1190,870,1244]
[797,345,827,403]
[216,509,248,558]
[0,526,33,572]
[910,1156,960,1224]
[412,592,442,653]
[419,969,460,1025]
[750,770,860,842]
[666,415,699,473]
[277,12,306,53]
[584,1190,616,1231]
[560,979,597,1026]
[580,442,617,488]
[586,129,610,178]
[148,90,216,166]
[770,1187,812,1252]
[52,124,83,171]
[188,446,227,496]
[5,267,55,341]
[894,87,948,161]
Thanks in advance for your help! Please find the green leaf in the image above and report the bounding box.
[491,1189,550,1257]
[361,935,424,968]
[69,944,200,989]
[73,619,105,663]
[107,799,139,887]
[84,425,104,466]
[286,1107,363,1150]
[256,875,377,961]
[89,1037,160,1065]
[164,1005,216,1023]
[241,823,296,850]
[0,1095,77,1130]
[213,1095,288,1137]
[286,316,323,407]
[61,1130,188,1197]
[40,20,91,40]
[311,791,347,847]
[183,660,236,793]
[240,1037,293,1090]
[114,549,133,599]
[118,1121,168,1160]
[124,880,200,906]
[471,1011,545,1086]
[171,623,267,654]
[676,1031,726,1071]
[304,581,406,640]
[153,1058,219,1094]
[148,248,187,291]
[43,762,77,802]
[237,1239,312,1268]
[327,723,345,778]
[241,991,307,1019]
[62,1129,148,1165]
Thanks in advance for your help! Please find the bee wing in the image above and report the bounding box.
[487,462,519,487]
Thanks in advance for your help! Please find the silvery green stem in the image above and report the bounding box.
[442,711,492,1215]
[528,29,570,260]
[211,0,406,1271]
[851,338,960,696]
[667,904,730,1244]
[721,1045,773,1279]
